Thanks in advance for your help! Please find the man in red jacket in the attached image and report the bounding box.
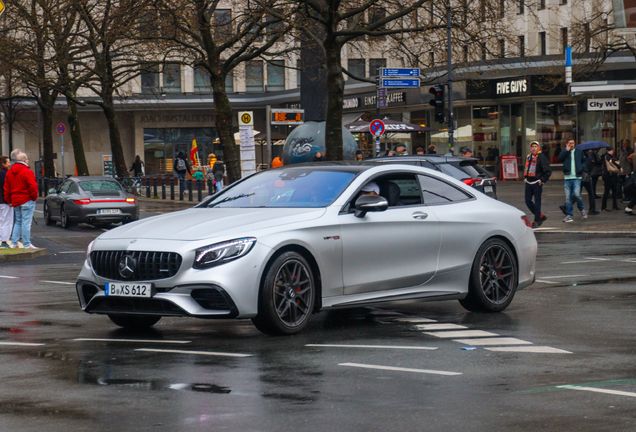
[4,151,39,248]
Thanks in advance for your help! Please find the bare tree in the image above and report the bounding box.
[155,0,294,183]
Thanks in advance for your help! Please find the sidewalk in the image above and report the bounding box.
[496,180,636,234]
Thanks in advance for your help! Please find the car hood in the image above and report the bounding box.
[98,207,327,241]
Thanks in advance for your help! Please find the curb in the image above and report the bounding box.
[0,248,47,262]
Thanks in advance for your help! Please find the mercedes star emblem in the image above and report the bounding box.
[118,255,136,279]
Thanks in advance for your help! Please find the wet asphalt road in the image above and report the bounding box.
[1,202,636,431]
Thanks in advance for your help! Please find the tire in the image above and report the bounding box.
[459,238,518,313]
[43,202,55,226]
[108,314,161,329]
[252,251,316,336]
[60,204,74,229]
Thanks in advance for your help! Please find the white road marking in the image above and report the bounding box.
[74,338,191,344]
[306,344,437,350]
[135,348,252,358]
[416,323,468,331]
[41,280,75,285]
[424,330,499,338]
[621,258,636,263]
[392,318,437,323]
[0,275,18,279]
[560,260,598,264]
[339,362,461,376]
[34,210,43,214]
[584,257,611,261]
[535,280,559,284]
[453,337,532,346]
[485,346,572,354]
[557,385,636,398]
[0,341,46,347]
[533,227,557,231]
[59,251,86,254]
[540,275,589,279]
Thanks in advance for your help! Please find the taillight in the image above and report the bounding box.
[126,198,136,203]
[74,199,91,205]
[521,216,532,227]
[462,178,481,186]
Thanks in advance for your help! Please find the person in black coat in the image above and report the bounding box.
[524,141,551,227]
[601,147,621,212]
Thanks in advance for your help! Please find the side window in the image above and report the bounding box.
[60,181,71,194]
[355,173,422,208]
[421,160,438,171]
[418,175,472,205]
[67,183,78,194]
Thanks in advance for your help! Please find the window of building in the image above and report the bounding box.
[265,14,284,41]
[584,23,591,52]
[561,0,567,4]
[163,63,181,93]
[430,51,435,65]
[348,59,365,82]
[246,10,263,42]
[537,102,578,157]
[499,0,505,18]
[481,46,487,61]
[499,40,505,58]
[518,0,524,14]
[519,35,525,57]
[225,71,234,93]
[418,175,471,205]
[369,7,386,31]
[144,127,219,175]
[246,61,264,92]
[538,0,545,10]
[561,27,568,53]
[141,63,160,94]
[369,58,386,77]
[539,31,547,55]
[463,45,469,62]
[267,60,285,91]
[214,10,232,43]
[194,67,211,93]
[296,59,301,88]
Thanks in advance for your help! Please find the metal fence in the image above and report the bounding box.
[37,176,217,203]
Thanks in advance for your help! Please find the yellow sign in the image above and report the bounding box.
[238,111,253,126]
[0,1,5,16]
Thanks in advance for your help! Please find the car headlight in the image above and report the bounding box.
[86,240,95,268]
[193,237,256,269]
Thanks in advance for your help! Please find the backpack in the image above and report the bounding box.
[176,158,186,171]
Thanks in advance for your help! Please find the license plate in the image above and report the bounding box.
[105,282,153,298]
[484,186,493,193]
[98,209,122,214]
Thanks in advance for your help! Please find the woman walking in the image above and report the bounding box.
[601,147,621,212]
[129,155,145,177]
[0,156,12,248]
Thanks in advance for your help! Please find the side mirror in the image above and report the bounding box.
[354,194,388,218]
[48,188,57,195]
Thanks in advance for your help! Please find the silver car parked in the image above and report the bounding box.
[76,164,537,335]
[44,177,139,228]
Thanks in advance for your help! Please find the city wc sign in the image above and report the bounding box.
[587,98,619,111]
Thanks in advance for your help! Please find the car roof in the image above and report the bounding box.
[69,176,121,182]
[272,162,371,173]
[367,154,479,164]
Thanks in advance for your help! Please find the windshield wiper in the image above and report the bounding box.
[209,192,255,207]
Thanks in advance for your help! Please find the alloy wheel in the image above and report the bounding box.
[273,259,313,327]
[478,245,515,304]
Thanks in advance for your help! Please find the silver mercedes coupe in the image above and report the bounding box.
[76,163,537,335]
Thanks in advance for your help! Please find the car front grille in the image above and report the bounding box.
[91,251,182,281]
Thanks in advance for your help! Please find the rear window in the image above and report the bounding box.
[456,162,491,178]
[79,181,122,191]
[437,163,469,180]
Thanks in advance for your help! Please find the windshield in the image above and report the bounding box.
[79,180,122,191]
[205,169,356,208]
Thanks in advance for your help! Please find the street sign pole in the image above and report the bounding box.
[447,4,455,154]
[266,105,272,169]
[57,123,66,178]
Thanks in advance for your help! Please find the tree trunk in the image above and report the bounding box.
[213,80,240,184]
[324,42,345,161]
[66,91,89,176]
[41,101,55,178]
[102,94,127,178]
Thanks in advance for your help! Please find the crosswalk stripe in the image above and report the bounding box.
[485,346,571,354]
[393,317,437,323]
[338,362,461,376]
[416,323,468,331]
[453,337,532,346]
[424,330,499,338]
[557,385,636,398]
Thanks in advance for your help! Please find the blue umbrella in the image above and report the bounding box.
[576,141,610,150]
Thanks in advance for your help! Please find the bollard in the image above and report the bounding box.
[44,178,49,196]
[179,178,184,201]
[161,177,166,200]
[197,180,202,202]
[146,177,151,198]
[153,176,158,198]
[188,179,193,201]
[170,177,175,200]
[207,179,213,196]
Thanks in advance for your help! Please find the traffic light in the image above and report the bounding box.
[429,85,445,124]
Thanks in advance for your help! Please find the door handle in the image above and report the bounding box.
[412,212,428,220]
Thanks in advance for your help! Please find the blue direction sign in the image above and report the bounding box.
[369,119,385,137]
[381,68,420,77]
[381,78,420,88]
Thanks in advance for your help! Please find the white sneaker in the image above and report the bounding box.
[9,243,19,248]
[625,207,633,213]
[25,245,39,249]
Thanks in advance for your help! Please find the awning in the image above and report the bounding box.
[342,112,365,125]
[570,80,636,95]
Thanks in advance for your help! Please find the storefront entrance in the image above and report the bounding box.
[143,128,219,175]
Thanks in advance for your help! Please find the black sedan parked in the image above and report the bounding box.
[44,177,139,228]
[368,154,498,199]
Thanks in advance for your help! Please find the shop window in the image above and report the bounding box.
[143,127,219,175]
[246,61,264,92]
[141,64,160,94]
[267,60,285,92]
[537,102,577,162]
[472,106,500,172]
[347,59,365,82]
[163,63,181,93]
[369,58,386,77]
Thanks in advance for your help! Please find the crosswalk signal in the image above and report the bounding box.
[429,85,445,124]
